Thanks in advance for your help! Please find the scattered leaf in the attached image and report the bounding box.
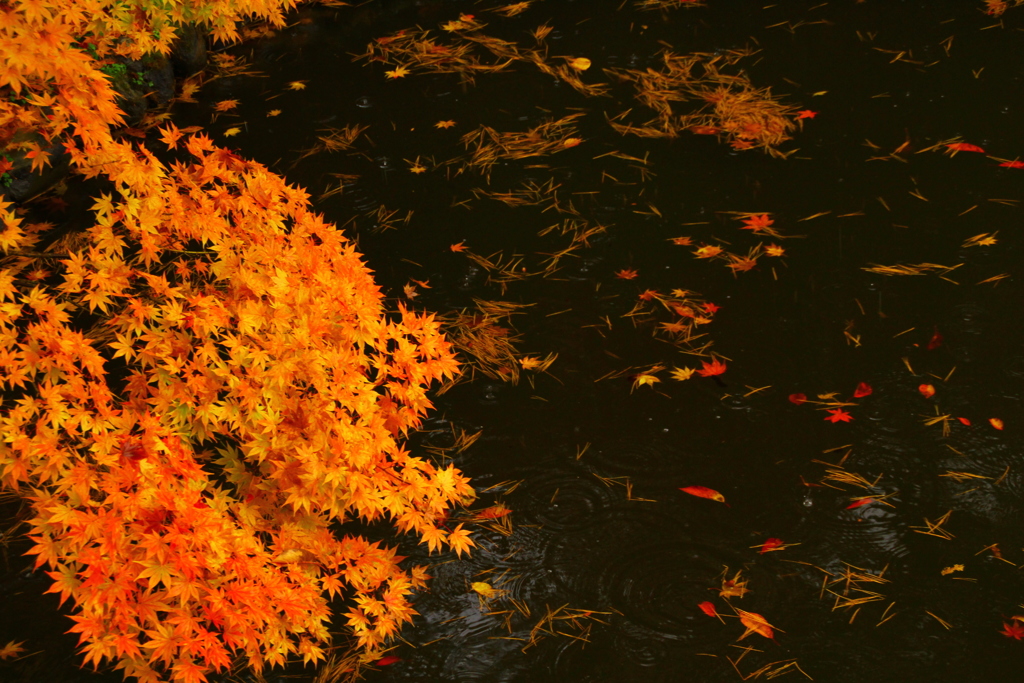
[697,358,727,377]
[919,384,936,399]
[853,382,873,398]
[989,418,1004,430]
[680,486,726,504]
[846,497,874,509]
[696,602,720,618]
[0,640,26,661]
[223,127,241,137]
[568,57,592,71]
[957,417,971,426]
[825,408,853,423]
[757,538,785,554]
[795,110,818,119]
[435,120,457,129]
[631,373,661,391]
[946,142,985,153]
[385,65,411,79]
[375,655,402,666]
[1000,622,1024,640]
[789,393,807,405]
[941,564,964,576]
[670,367,696,381]
[287,80,307,90]
[736,609,776,640]
[615,268,639,280]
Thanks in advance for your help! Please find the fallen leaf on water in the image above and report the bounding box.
[698,601,724,621]
[267,109,281,117]
[568,57,592,71]
[825,408,853,423]
[757,538,785,554]
[720,570,749,598]
[632,373,660,391]
[919,384,936,398]
[287,80,307,90]
[689,125,720,135]
[385,65,410,79]
[0,640,26,661]
[957,417,971,426]
[476,504,512,519]
[1000,622,1024,640]
[375,655,402,666]
[736,609,776,640]
[435,120,457,129]
[941,564,964,576]
[789,393,807,405]
[680,486,726,504]
[697,358,727,377]
[213,99,239,112]
[694,244,724,258]
[853,382,873,398]
[846,498,874,509]
[615,268,638,280]
[471,582,502,599]
[946,142,985,153]
[670,367,696,381]
[990,418,1004,430]
[765,244,785,257]
[999,160,1024,169]
[740,214,774,232]
[223,127,241,137]
[450,242,468,252]
[927,328,944,348]
[795,109,818,119]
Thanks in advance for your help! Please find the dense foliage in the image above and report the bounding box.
[1,1,473,681]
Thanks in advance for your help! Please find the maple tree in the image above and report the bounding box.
[1,1,476,682]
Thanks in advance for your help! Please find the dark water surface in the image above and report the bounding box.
[5,1,1024,681]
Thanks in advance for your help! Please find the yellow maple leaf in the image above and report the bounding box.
[385,65,410,79]
[435,120,456,129]
[670,367,695,381]
[0,640,26,661]
[213,99,239,112]
[632,373,661,392]
[223,127,241,137]
[287,80,307,90]
[267,109,282,117]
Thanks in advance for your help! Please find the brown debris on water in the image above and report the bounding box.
[605,48,799,155]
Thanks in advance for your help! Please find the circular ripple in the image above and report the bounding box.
[582,437,693,479]
[512,467,621,532]
[546,509,746,642]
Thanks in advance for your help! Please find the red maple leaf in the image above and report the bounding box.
[795,110,817,120]
[697,358,727,377]
[946,142,985,153]
[615,268,639,280]
[740,214,774,232]
[824,409,853,423]
[1000,621,1024,640]
[853,382,872,398]
[788,393,807,405]
[999,160,1024,169]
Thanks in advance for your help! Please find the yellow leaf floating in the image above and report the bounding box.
[568,57,592,71]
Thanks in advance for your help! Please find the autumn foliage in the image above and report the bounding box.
[1,1,474,682]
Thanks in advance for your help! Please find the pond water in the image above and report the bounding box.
[4,1,1024,681]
